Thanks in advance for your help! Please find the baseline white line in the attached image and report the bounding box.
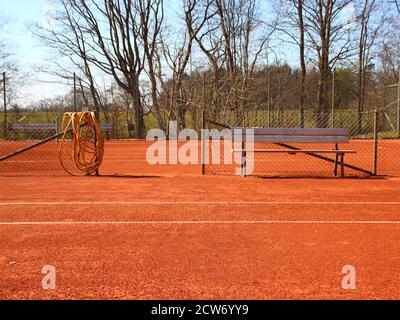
[0,201,399,206]
[1,220,400,226]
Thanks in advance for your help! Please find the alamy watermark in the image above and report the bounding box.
[341,265,356,290]
[146,121,255,175]
[41,265,56,290]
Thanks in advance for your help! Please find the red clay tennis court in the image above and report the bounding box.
[2,139,398,177]
[1,136,400,299]
[2,175,400,299]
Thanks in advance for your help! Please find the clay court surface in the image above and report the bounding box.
[1,139,399,177]
[1,139,400,299]
[2,175,400,300]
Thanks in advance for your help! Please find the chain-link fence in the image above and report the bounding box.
[0,109,65,176]
[0,107,399,177]
[205,109,399,177]
[383,83,400,137]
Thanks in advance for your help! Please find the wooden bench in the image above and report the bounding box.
[100,123,112,140]
[232,128,356,177]
[10,122,113,140]
[10,123,58,139]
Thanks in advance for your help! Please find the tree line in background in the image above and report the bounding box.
[1,0,400,138]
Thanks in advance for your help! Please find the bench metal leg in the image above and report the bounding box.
[240,139,247,177]
[333,143,339,177]
[340,153,345,177]
[241,151,247,177]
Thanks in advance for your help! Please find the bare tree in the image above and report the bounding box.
[40,0,166,139]
[155,0,212,130]
[187,0,276,122]
[0,17,11,70]
[278,0,307,126]
[355,0,385,132]
[0,16,22,109]
[34,0,106,119]
[296,0,307,127]
[394,0,400,14]
[28,0,396,135]
[136,0,165,130]
[303,0,354,126]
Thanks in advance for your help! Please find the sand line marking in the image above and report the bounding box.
[1,201,400,206]
[1,220,400,226]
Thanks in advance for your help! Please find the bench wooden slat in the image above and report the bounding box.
[11,124,57,131]
[12,124,112,130]
[233,135,349,143]
[233,149,357,154]
[100,123,112,130]
[233,128,349,136]
[99,123,112,140]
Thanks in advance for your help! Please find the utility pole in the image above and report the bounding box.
[267,71,271,127]
[332,68,336,128]
[73,73,77,112]
[266,45,271,128]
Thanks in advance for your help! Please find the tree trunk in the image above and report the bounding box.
[297,0,306,128]
[131,82,146,139]
[177,101,186,131]
[317,53,330,128]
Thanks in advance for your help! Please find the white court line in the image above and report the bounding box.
[1,220,400,226]
[0,201,400,206]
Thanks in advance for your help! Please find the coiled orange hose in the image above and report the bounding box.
[59,112,104,176]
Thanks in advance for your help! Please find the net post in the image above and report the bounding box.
[94,109,100,176]
[201,110,206,175]
[373,110,379,176]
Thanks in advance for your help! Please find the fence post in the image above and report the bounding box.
[373,111,379,176]
[267,72,271,128]
[201,110,206,175]
[201,74,207,175]
[3,72,7,139]
[332,68,335,128]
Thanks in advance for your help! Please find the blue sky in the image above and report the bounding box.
[1,0,287,106]
[0,0,189,105]
[2,0,183,64]
[1,0,66,103]
[2,0,51,65]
